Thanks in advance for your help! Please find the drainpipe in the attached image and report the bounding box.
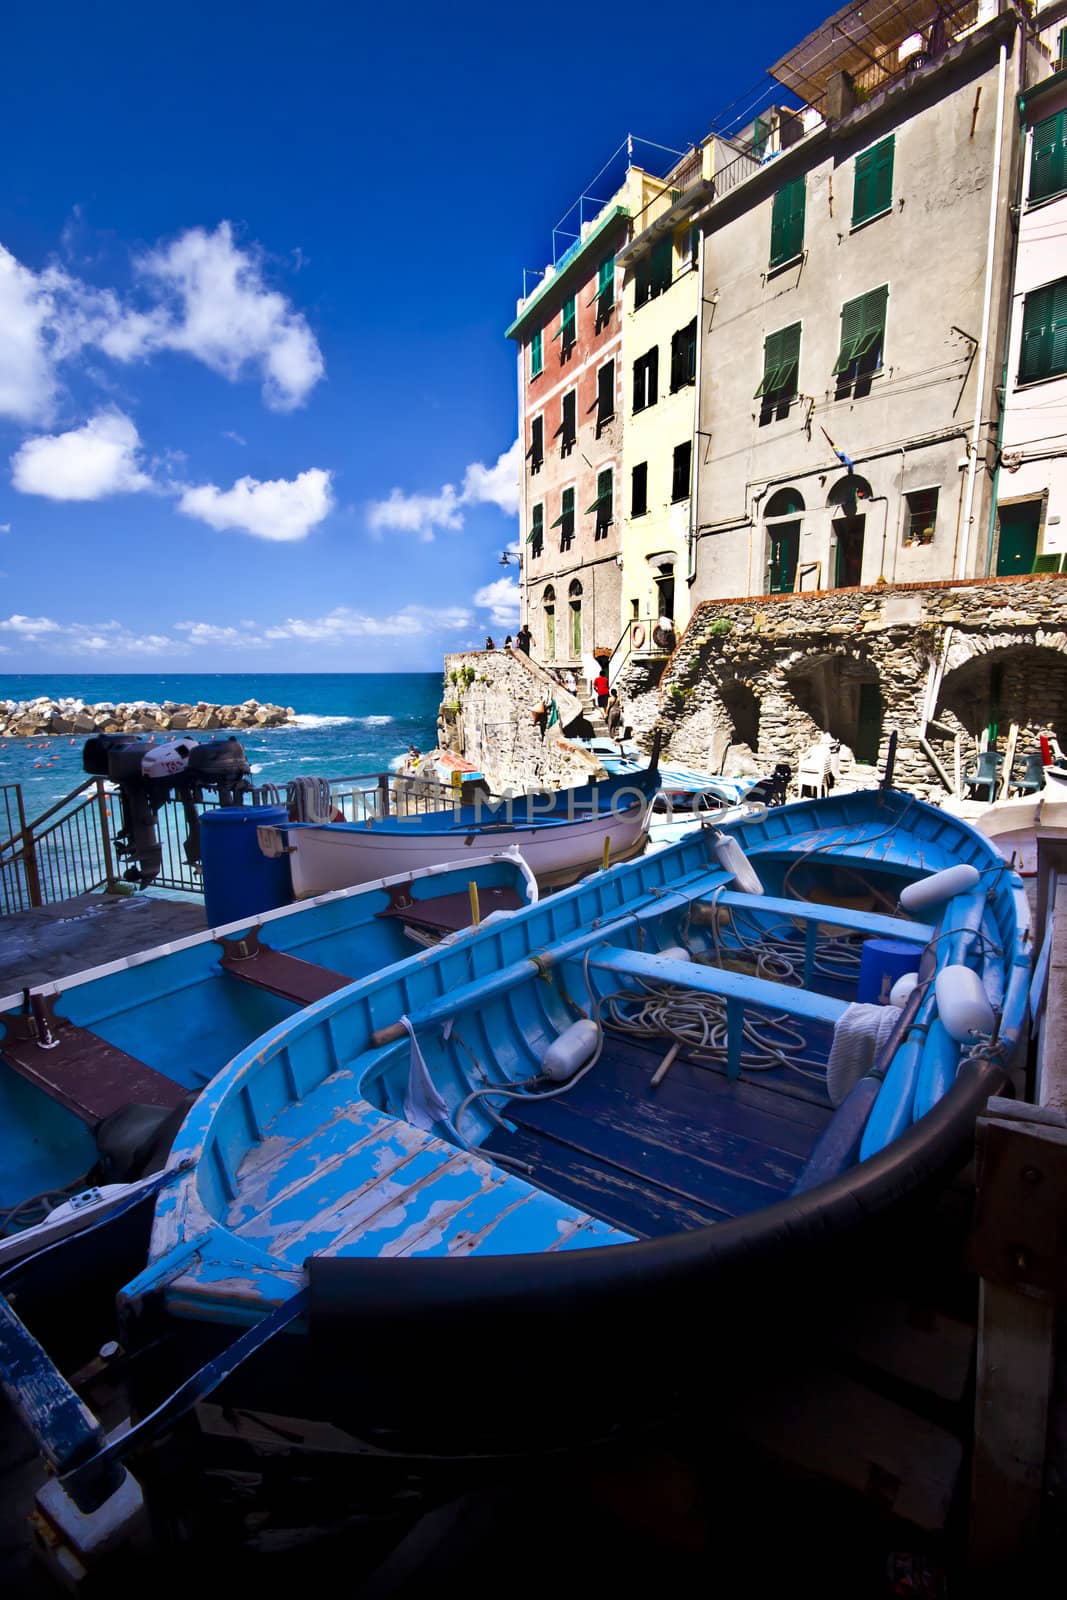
[687,257,708,589]
[958,39,1008,579]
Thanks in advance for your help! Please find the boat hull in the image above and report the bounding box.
[287,801,649,895]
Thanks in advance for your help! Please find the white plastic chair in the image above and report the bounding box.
[795,744,830,800]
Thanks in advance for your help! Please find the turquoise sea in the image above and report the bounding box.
[0,673,443,820]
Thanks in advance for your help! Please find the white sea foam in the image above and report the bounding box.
[388,753,406,772]
[291,714,356,730]
[249,764,264,774]
[355,714,393,726]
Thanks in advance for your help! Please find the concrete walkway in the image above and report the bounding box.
[0,891,206,996]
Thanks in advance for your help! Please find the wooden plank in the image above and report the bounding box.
[587,946,848,1027]
[828,1296,975,1403]
[704,890,933,944]
[219,944,352,1006]
[0,1015,187,1123]
[376,885,525,935]
[743,1365,963,1532]
[970,1281,1055,1565]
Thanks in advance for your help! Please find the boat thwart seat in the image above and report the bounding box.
[0,1007,188,1124]
[217,934,354,1007]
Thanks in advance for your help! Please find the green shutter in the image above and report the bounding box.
[1031,112,1067,203]
[755,322,800,397]
[651,238,672,292]
[530,330,543,377]
[585,469,613,518]
[834,288,887,374]
[527,504,544,545]
[853,135,894,226]
[1021,278,1067,383]
[769,177,806,267]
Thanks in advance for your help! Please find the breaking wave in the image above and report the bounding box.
[355,714,394,726]
[291,714,357,729]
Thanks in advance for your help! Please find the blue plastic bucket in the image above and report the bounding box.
[857,938,922,1005]
[200,804,291,928]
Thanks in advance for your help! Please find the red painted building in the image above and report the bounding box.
[507,201,628,671]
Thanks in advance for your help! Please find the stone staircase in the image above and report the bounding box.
[577,689,609,738]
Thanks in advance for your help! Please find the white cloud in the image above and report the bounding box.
[474,576,520,630]
[11,411,152,500]
[223,430,247,446]
[366,437,519,540]
[0,523,10,533]
[0,223,324,426]
[264,604,471,642]
[0,614,175,654]
[175,620,268,649]
[462,439,521,516]
[178,467,333,541]
[0,246,58,424]
[366,484,463,541]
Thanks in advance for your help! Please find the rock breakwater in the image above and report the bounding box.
[0,698,296,739]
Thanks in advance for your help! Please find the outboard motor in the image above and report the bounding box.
[83,733,252,886]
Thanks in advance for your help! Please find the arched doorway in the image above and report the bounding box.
[788,652,883,766]
[568,579,583,658]
[828,473,873,587]
[764,487,804,593]
[543,585,556,661]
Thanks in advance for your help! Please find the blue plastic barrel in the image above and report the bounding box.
[200,804,291,928]
[857,938,922,1005]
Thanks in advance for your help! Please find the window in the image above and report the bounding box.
[852,135,894,227]
[755,322,801,410]
[1031,111,1067,204]
[635,239,672,307]
[904,488,938,545]
[553,295,576,355]
[528,415,544,474]
[769,176,806,268]
[1019,277,1067,384]
[528,502,544,556]
[596,361,615,431]
[588,469,613,539]
[671,441,692,502]
[530,330,543,379]
[551,486,576,550]
[1057,26,1067,69]
[651,238,673,295]
[591,255,615,321]
[751,116,771,161]
[833,287,888,387]
[678,223,700,273]
[670,319,698,392]
[631,462,648,517]
[633,346,658,412]
[559,389,577,454]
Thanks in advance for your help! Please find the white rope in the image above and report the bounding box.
[286,776,334,823]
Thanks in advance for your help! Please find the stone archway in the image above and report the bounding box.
[786,650,884,766]
[934,642,1067,758]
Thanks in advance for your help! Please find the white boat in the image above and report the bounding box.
[275,767,660,896]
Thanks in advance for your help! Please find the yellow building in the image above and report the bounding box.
[614,146,713,654]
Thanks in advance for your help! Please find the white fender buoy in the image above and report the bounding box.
[935,963,996,1043]
[657,945,692,963]
[889,971,918,1008]
[899,863,980,914]
[541,1018,599,1082]
[711,831,764,896]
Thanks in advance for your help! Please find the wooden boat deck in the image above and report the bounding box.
[226,1077,632,1261]
[485,1036,833,1238]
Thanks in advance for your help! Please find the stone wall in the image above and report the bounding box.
[439,650,605,793]
[0,698,294,739]
[649,574,1067,797]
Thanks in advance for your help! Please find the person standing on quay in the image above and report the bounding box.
[594,668,609,711]
[485,635,495,650]
[516,623,532,655]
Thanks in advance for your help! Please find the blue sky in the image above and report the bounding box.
[0,0,826,671]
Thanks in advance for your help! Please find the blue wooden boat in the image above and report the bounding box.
[0,790,1031,1517]
[0,851,537,1236]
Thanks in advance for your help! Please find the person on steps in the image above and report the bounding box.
[516,624,532,655]
[594,669,609,711]
[606,689,623,740]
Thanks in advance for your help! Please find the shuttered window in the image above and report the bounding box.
[635,254,652,308]
[1030,112,1067,204]
[1019,277,1067,384]
[550,487,576,549]
[833,287,888,379]
[528,502,544,554]
[587,469,614,538]
[754,322,801,401]
[671,442,692,502]
[597,361,615,429]
[670,320,697,391]
[769,177,806,268]
[650,238,673,295]
[631,462,648,517]
[633,347,658,412]
[528,415,544,473]
[559,390,577,454]
[852,135,894,227]
[593,255,615,318]
[530,330,543,379]
[553,296,576,351]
